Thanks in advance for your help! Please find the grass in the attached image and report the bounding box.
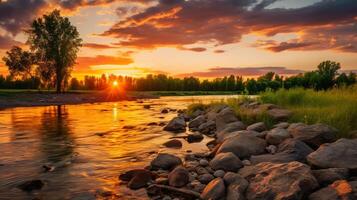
[186,86,357,138]
[260,86,357,138]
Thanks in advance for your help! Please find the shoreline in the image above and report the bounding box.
[0,90,240,109]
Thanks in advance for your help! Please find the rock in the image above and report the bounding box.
[223,172,249,200]
[163,117,186,133]
[188,115,206,130]
[308,180,357,200]
[312,168,349,186]
[242,159,251,166]
[199,159,209,167]
[163,139,182,148]
[148,122,158,126]
[216,133,267,159]
[266,145,277,154]
[274,122,290,129]
[198,174,215,184]
[216,121,246,142]
[250,138,314,164]
[210,152,242,172]
[307,139,357,170]
[168,166,189,187]
[187,132,204,143]
[241,161,318,200]
[288,123,337,149]
[155,177,169,185]
[196,166,210,175]
[128,171,153,189]
[119,169,154,182]
[184,161,199,171]
[200,178,226,200]
[188,180,206,193]
[161,109,169,113]
[198,120,216,135]
[216,125,252,143]
[266,128,291,145]
[247,122,266,132]
[147,184,200,199]
[215,107,239,132]
[223,172,248,187]
[18,180,44,192]
[213,170,225,178]
[252,130,268,139]
[143,105,151,109]
[191,109,205,119]
[151,153,182,170]
[267,108,292,121]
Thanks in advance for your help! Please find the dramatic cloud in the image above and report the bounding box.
[83,43,118,49]
[179,47,207,52]
[0,35,23,49]
[0,0,47,35]
[75,55,133,71]
[177,66,304,78]
[102,0,357,53]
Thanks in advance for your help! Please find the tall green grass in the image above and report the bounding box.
[260,86,357,138]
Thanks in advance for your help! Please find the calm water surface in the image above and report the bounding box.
[0,95,234,200]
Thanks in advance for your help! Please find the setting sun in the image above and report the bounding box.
[112,81,118,87]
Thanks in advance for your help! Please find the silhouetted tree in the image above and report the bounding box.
[2,46,37,79]
[27,10,82,93]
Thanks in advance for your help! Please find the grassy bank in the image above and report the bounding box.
[260,86,357,138]
[187,86,357,138]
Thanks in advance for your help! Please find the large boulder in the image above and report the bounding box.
[188,115,206,130]
[216,133,267,159]
[241,161,319,200]
[210,152,243,172]
[215,107,239,132]
[308,180,357,200]
[247,122,266,132]
[312,168,349,186]
[267,108,292,121]
[266,128,291,145]
[288,123,337,149]
[168,166,189,187]
[150,153,182,170]
[250,138,313,164]
[216,122,247,143]
[200,178,226,200]
[307,138,357,170]
[163,117,186,133]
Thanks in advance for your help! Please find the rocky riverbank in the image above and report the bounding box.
[120,101,357,200]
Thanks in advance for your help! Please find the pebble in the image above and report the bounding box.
[242,159,251,166]
[198,173,215,184]
[213,170,225,178]
[199,159,209,166]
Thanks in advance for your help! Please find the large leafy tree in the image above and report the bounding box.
[27,10,82,93]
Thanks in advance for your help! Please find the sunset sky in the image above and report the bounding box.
[0,0,357,79]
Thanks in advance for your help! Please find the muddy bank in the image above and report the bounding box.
[118,101,357,200]
[0,91,158,109]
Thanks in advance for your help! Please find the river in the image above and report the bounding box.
[0,95,234,200]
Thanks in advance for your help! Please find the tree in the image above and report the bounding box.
[316,60,340,90]
[27,10,82,93]
[2,46,37,79]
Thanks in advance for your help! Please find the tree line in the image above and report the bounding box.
[3,60,346,94]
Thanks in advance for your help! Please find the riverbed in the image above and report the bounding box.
[0,95,234,200]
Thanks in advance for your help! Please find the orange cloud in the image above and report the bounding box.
[75,55,133,71]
